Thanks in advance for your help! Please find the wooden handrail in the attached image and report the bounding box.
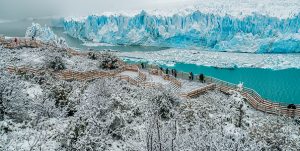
[182,83,216,98]
[5,43,299,117]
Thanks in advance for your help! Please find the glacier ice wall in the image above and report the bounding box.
[63,11,300,53]
[26,23,67,47]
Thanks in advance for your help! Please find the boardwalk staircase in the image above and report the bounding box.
[205,76,300,117]
[180,83,216,98]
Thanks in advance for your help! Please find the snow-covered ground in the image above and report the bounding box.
[142,71,170,86]
[178,79,207,93]
[1,42,300,150]
[119,71,139,79]
[119,69,207,94]
[118,48,300,70]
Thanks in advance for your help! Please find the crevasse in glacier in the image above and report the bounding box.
[26,23,67,47]
[63,11,300,53]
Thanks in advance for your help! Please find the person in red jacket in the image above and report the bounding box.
[14,38,18,46]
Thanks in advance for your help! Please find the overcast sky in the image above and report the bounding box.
[0,0,197,20]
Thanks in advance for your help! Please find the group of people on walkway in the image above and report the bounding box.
[159,66,205,83]
[160,67,178,78]
[188,72,204,83]
[13,36,35,44]
[140,62,206,83]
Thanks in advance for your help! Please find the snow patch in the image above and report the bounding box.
[24,82,43,99]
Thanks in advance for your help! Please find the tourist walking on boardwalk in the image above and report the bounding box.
[189,72,194,80]
[141,62,145,69]
[166,68,169,74]
[199,74,204,83]
[287,104,296,117]
[14,38,18,45]
[174,69,177,78]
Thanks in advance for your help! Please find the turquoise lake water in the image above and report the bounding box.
[0,19,299,104]
[126,59,300,104]
[166,63,300,104]
[52,27,169,52]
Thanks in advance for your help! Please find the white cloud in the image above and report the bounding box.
[0,0,197,19]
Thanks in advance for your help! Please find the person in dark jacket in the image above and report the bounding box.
[199,74,204,83]
[14,38,18,44]
[166,68,169,74]
[141,62,145,69]
[174,69,177,78]
[189,72,194,80]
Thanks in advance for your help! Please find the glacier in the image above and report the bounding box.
[62,10,300,53]
[26,23,67,47]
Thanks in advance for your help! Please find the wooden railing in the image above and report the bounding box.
[148,68,182,88]
[205,76,300,117]
[142,82,163,89]
[6,65,161,90]
[6,66,116,81]
[138,70,147,81]
[114,75,139,85]
[66,48,89,57]
[167,76,182,87]
[55,70,116,81]
[7,66,46,75]
[136,63,300,117]
[181,83,216,98]
[4,40,299,117]
[122,64,147,82]
[0,38,43,49]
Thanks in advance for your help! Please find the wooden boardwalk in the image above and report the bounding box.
[6,64,300,117]
[1,37,42,49]
[180,83,216,98]
[2,38,299,117]
[205,77,300,117]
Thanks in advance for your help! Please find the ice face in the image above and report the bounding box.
[25,23,67,47]
[63,11,300,53]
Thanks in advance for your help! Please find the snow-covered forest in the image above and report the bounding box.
[0,40,300,151]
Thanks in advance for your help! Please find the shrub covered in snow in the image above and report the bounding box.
[44,55,66,71]
[87,52,98,60]
[1,45,300,151]
[98,52,120,70]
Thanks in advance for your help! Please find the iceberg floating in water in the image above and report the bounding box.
[117,48,300,70]
[26,23,67,47]
[63,11,300,53]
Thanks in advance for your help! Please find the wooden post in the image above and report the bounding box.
[265,105,266,113]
